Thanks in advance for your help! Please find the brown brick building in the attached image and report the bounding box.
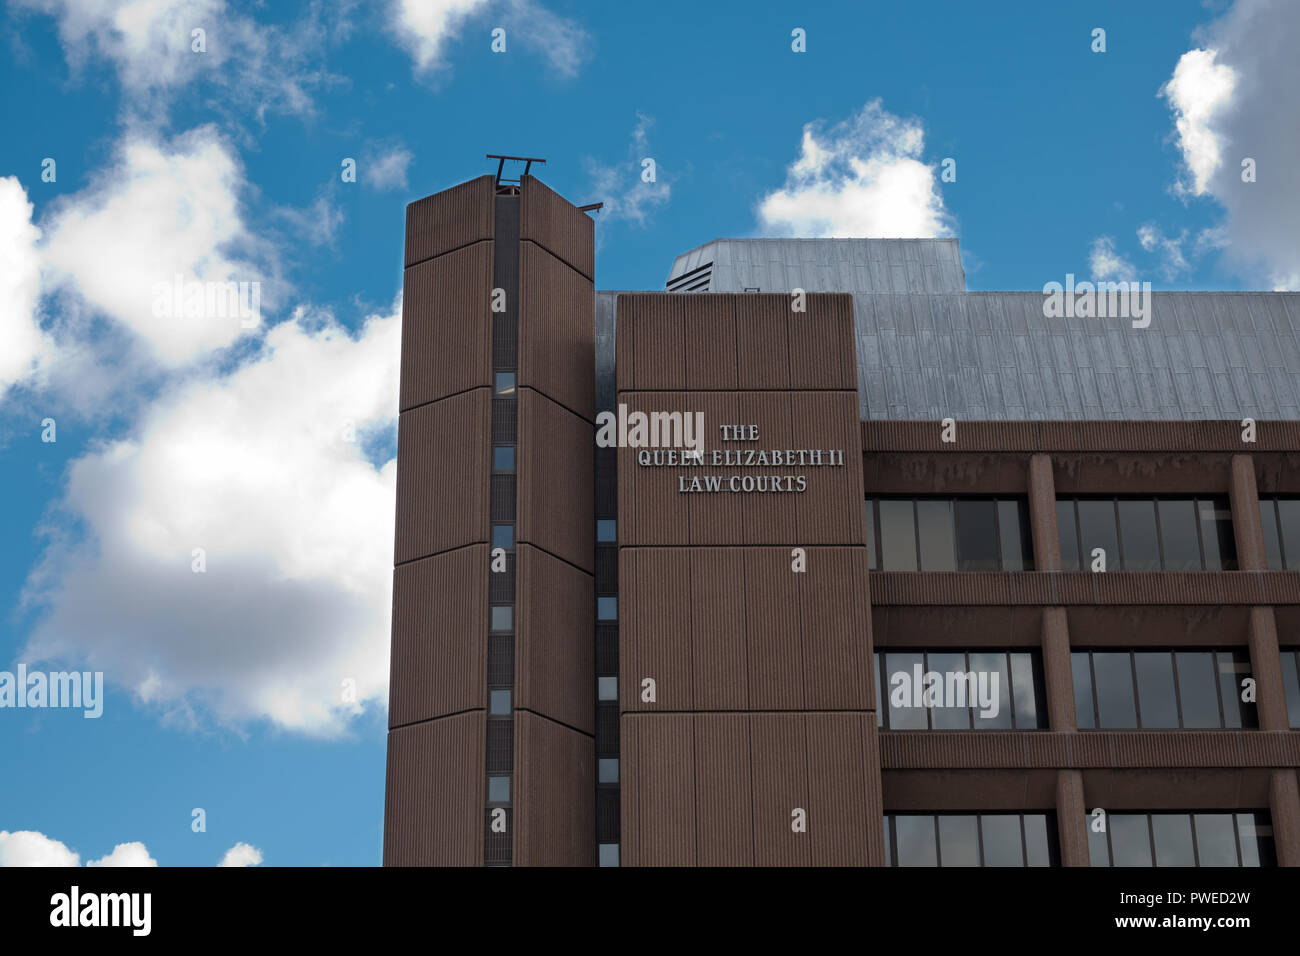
[383,173,1300,867]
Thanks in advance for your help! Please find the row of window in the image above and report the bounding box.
[1057,496,1237,571]
[1073,649,1255,729]
[875,647,1300,729]
[1089,811,1274,867]
[885,812,1275,866]
[865,497,1032,572]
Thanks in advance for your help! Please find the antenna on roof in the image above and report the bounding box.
[486,154,547,194]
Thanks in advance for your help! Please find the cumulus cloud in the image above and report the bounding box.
[388,0,588,78]
[1136,223,1191,280]
[757,99,955,238]
[86,842,158,867]
[364,145,415,192]
[39,125,273,368]
[0,830,80,866]
[15,0,343,118]
[1159,0,1300,289]
[0,176,53,396]
[0,832,254,866]
[21,301,400,735]
[582,113,671,230]
[217,842,263,867]
[1088,236,1138,282]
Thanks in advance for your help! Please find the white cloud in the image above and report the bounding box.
[757,99,955,238]
[1136,223,1190,279]
[1088,236,1138,282]
[365,146,414,192]
[1159,0,1300,289]
[15,0,341,118]
[217,842,263,867]
[582,113,671,230]
[387,0,588,78]
[0,832,255,866]
[87,842,158,867]
[0,176,53,396]
[0,830,81,866]
[39,125,273,367]
[21,301,400,735]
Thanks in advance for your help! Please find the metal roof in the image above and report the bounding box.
[666,238,967,294]
[603,239,1300,421]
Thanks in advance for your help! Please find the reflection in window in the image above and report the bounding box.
[886,813,1057,867]
[1057,496,1237,570]
[1281,649,1300,729]
[1071,649,1256,729]
[1259,497,1300,569]
[1089,811,1275,867]
[865,497,1033,572]
[875,650,1046,730]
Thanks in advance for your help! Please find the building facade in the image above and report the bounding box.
[383,174,1300,867]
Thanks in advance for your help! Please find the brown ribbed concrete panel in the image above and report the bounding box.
[620,548,692,711]
[883,769,1058,811]
[515,544,594,734]
[1041,607,1075,731]
[383,713,484,866]
[1055,769,1089,866]
[689,548,748,710]
[789,293,856,390]
[685,297,738,389]
[399,242,493,411]
[864,452,1029,495]
[798,548,873,710]
[1065,606,1250,647]
[389,545,487,727]
[1084,768,1272,809]
[738,391,797,544]
[518,242,594,421]
[517,388,593,573]
[735,295,790,390]
[744,549,805,710]
[394,389,490,564]
[750,714,812,865]
[874,606,1044,648]
[404,175,494,267]
[519,176,594,280]
[805,713,872,865]
[621,714,696,866]
[1270,769,1300,866]
[512,712,596,866]
[617,294,687,391]
[864,419,1300,454]
[685,392,743,545]
[871,570,1300,606]
[694,714,754,865]
[792,392,865,545]
[880,729,1300,770]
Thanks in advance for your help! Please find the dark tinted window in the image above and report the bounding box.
[1057,500,1081,570]
[882,651,927,729]
[1260,498,1284,570]
[1217,651,1256,729]
[1092,652,1137,728]
[1133,652,1179,728]
[492,445,515,471]
[1199,498,1237,570]
[1193,813,1239,867]
[879,650,1046,730]
[1109,815,1153,866]
[1277,499,1300,570]
[1152,814,1197,866]
[1023,814,1053,867]
[1072,652,1096,729]
[1282,650,1300,729]
[1076,499,1120,570]
[937,815,980,866]
[927,652,971,729]
[916,499,955,571]
[1237,812,1276,867]
[969,651,1012,729]
[954,499,998,571]
[998,499,1033,571]
[1117,499,1160,570]
[864,501,877,570]
[1093,811,1274,867]
[894,815,937,866]
[1176,651,1222,728]
[878,499,917,571]
[1158,498,1201,570]
[980,814,1023,867]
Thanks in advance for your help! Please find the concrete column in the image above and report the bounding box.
[1269,770,1300,867]
[1041,607,1076,731]
[1027,454,1061,572]
[1229,454,1267,570]
[1055,770,1089,866]
[1248,606,1290,732]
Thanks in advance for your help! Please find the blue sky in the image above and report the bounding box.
[0,0,1296,866]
